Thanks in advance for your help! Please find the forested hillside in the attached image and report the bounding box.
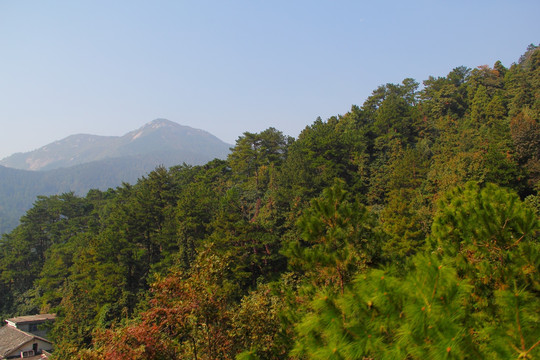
[0,119,231,235]
[0,45,539,359]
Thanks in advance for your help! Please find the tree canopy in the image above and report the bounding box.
[1,45,539,359]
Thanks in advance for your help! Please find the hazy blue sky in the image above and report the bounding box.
[0,0,538,159]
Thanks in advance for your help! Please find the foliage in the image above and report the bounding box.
[0,45,539,359]
[285,180,378,293]
[292,182,539,359]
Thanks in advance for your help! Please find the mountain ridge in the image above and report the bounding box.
[0,119,232,234]
[0,119,231,171]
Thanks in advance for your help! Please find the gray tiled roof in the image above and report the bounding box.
[5,314,56,324]
[0,325,50,358]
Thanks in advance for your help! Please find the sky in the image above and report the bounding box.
[0,0,539,160]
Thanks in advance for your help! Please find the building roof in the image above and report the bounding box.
[0,325,51,358]
[5,314,56,325]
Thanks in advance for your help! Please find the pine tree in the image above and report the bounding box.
[292,254,476,359]
[284,180,378,293]
[292,182,539,359]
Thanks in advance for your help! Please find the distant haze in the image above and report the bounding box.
[0,118,232,234]
[0,1,539,159]
[0,119,231,171]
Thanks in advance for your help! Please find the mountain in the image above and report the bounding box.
[0,119,231,171]
[0,119,232,234]
[0,166,46,235]
[0,158,170,234]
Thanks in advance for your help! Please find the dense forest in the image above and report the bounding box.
[0,45,539,359]
[0,118,231,235]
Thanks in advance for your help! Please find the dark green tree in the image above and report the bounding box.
[292,182,539,359]
[285,180,379,293]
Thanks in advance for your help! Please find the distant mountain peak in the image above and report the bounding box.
[130,119,197,137]
[151,118,176,125]
[142,118,178,129]
[0,119,231,171]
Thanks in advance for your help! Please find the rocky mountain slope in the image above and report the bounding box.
[0,119,231,171]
